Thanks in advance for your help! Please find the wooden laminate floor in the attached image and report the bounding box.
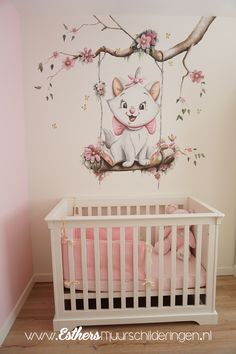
[0,276,236,354]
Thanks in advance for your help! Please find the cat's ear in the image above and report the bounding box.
[149,81,160,101]
[112,78,124,97]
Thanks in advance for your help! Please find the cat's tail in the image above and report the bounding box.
[103,128,116,148]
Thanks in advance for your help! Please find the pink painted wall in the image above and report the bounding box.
[0,0,33,328]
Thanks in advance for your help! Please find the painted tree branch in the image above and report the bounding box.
[91,16,215,62]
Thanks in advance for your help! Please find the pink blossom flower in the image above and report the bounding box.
[136,34,152,50]
[154,172,161,180]
[94,82,106,97]
[71,27,79,33]
[175,151,181,157]
[95,171,105,183]
[146,31,157,46]
[62,56,75,70]
[160,143,169,150]
[148,168,161,180]
[184,148,193,153]
[52,51,59,59]
[84,145,101,163]
[79,48,94,64]
[190,70,204,83]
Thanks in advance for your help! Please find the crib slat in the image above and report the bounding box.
[158,226,164,307]
[183,225,189,306]
[81,227,89,311]
[117,206,121,215]
[195,224,202,306]
[107,227,113,309]
[120,227,126,309]
[145,227,152,308]
[107,206,111,216]
[170,225,177,307]
[94,228,101,310]
[127,206,131,215]
[51,229,64,315]
[87,206,92,216]
[133,226,139,308]
[97,206,101,216]
[68,229,76,311]
[206,224,215,308]
[137,205,141,215]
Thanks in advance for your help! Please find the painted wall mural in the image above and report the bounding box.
[35,16,215,184]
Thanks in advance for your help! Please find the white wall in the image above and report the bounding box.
[22,15,236,275]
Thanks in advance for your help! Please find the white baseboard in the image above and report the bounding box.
[233,265,236,277]
[0,275,35,346]
[217,266,234,276]
[33,273,53,282]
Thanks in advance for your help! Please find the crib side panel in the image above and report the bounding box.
[47,205,221,328]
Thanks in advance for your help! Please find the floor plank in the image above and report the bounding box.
[1,276,236,354]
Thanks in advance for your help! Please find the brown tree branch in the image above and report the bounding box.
[179,45,193,98]
[91,16,216,61]
[93,15,136,41]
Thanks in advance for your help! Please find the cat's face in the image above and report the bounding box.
[107,78,160,128]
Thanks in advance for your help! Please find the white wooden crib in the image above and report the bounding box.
[45,196,224,331]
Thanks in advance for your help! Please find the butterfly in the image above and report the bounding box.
[165,33,171,39]
[51,123,58,129]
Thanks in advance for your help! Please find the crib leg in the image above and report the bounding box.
[195,312,218,325]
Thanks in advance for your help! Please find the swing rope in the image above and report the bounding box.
[97,53,106,146]
[155,54,164,141]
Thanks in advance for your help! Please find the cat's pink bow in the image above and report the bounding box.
[125,75,144,88]
[112,116,156,135]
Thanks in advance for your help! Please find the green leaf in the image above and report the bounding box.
[38,62,43,72]
[176,98,180,104]
[49,83,52,88]
[194,160,197,166]
[34,86,42,90]
[63,34,66,42]
[50,93,53,100]
[198,153,201,158]
[71,35,75,41]
[201,81,206,84]
[50,64,54,70]
[187,109,191,115]
[177,115,183,121]
[187,157,190,162]
[202,88,206,94]
[182,108,186,114]
[63,24,68,30]
[195,154,198,159]
[200,92,203,97]
[201,153,205,158]
[46,96,49,101]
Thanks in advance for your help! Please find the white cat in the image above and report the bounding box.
[102,75,161,168]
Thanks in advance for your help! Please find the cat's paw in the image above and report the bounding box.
[122,161,134,168]
[139,159,150,166]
